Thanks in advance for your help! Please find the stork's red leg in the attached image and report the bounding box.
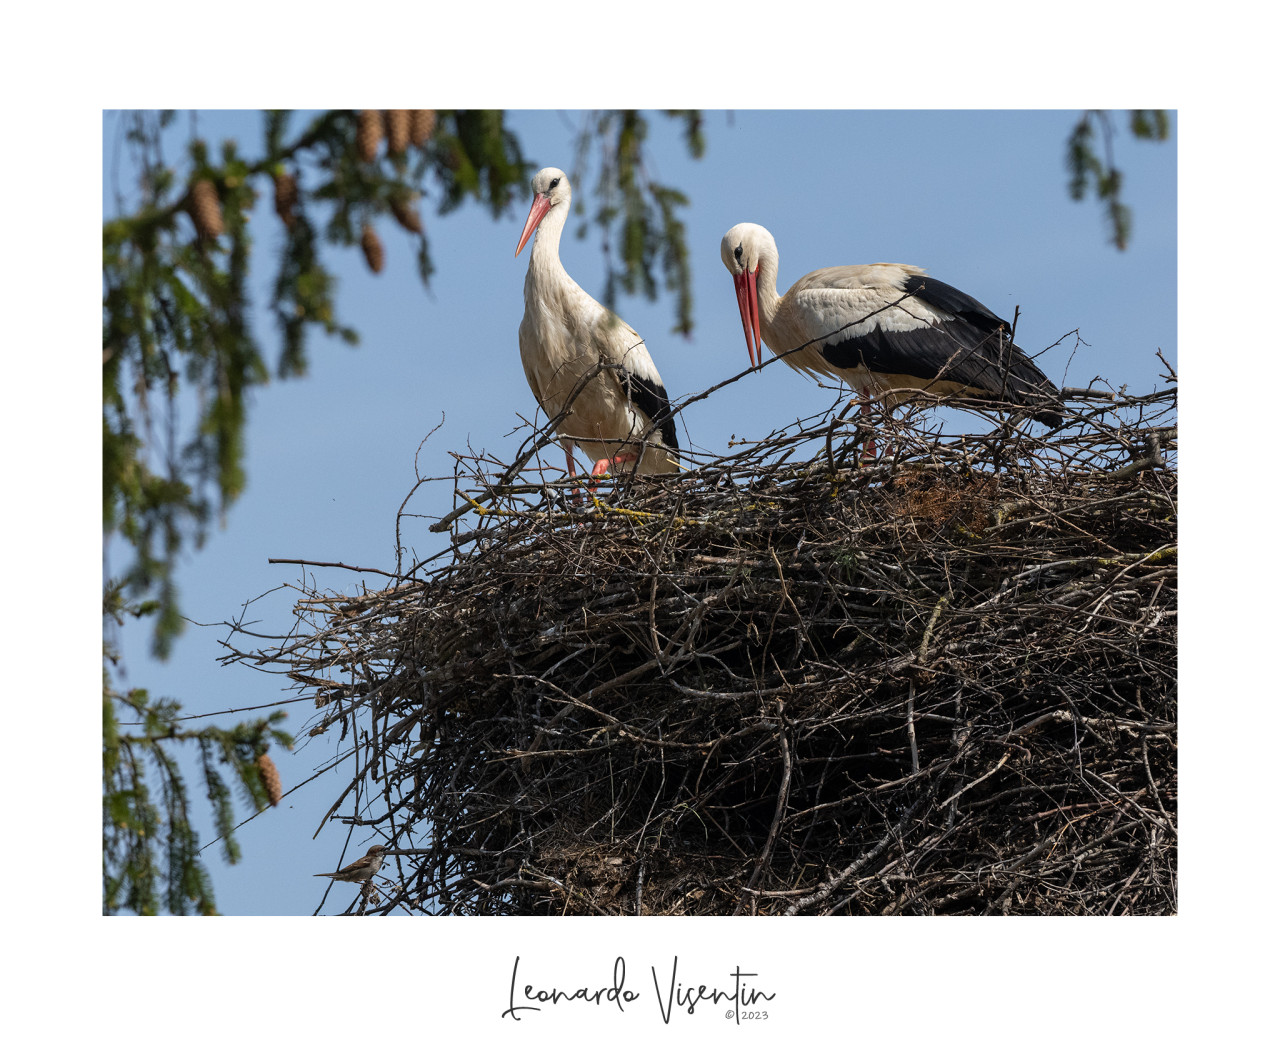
[860,395,877,461]
[588,451,637,491]
[563,443,584,506]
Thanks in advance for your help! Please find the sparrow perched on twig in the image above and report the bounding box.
[313,845,388,883]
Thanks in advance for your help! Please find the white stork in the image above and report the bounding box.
[515,167,680,484]
[720,223,1063,451]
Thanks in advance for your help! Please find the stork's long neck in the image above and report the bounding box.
[528,200,570,287]
[755,243,783,331]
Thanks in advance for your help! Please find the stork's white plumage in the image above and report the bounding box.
[720,223,1064,440]
[516,167,679,482]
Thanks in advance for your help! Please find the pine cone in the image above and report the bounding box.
[361,223,384,273]
[388,192,423,234]
[273,170,298,228]
[257,753,283,807]
[189,179,224,240]
[356,109,384,163]
[409,109,437,146]
[385,109,410,155]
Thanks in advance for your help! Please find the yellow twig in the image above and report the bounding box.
[1095,544,1177,566]
[590,498,702,527]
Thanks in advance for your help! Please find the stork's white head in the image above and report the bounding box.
[515,167,572,256]
[720,223,776,367]
[720,222,773,278]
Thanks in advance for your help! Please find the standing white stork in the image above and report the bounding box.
[720,223,1064,451]
[515,167,680,485]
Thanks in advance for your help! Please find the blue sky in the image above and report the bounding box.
[104,107,1177,916]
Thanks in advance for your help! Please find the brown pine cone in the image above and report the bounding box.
[361,223,384,273]
[189,179,224,240]
[273,171,298,228]
[356,109,384,163]
[388,193,423,234]
[409,109,437,146]
[385,109,410,155]
[257,753,283,807]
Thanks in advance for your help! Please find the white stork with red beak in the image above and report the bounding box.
[720,223,1064,444]
[515,167,680,482]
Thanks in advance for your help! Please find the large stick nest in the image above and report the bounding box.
[229,377,1177,916]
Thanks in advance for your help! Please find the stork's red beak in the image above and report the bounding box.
[733,268,762,368]
[515,192,551,257]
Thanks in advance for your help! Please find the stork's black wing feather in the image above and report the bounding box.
[819,275,1063,427]
[901,275,1009,332]
[620,369,680,453]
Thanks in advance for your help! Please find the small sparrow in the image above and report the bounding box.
[314,845,388,883]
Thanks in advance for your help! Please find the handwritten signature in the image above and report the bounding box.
[502,956,776,1024]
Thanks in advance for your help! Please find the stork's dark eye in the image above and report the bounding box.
[549,177,561,190]
[734,244,743,261]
